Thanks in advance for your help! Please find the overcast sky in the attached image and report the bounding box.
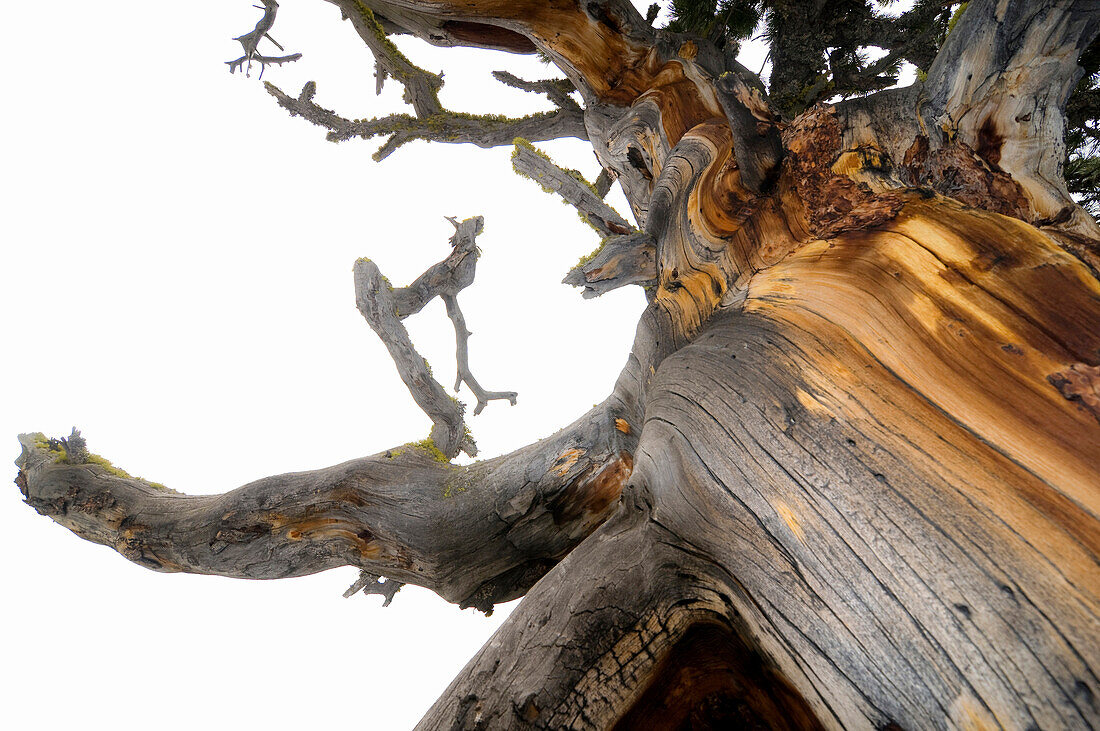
[0,2,773,728]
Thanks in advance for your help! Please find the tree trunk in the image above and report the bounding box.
[15,1,1100,728]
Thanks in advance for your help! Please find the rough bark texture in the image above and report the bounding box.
[15,0,1100,728]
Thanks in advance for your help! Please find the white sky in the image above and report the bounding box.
[0,3,645,728]
[0,2,902,728]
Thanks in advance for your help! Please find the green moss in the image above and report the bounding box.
[84,452,134,479]
[36,436,68,463]
[29,433,174,492]
[410,438,449,463]
[352,3,441,96]
[915,69,928,83]
[575,237,611,269]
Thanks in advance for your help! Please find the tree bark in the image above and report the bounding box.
[15,0,1100,728]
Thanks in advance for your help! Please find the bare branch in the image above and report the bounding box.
[266,80,587,160]
[442,294,517,416]
[343,3,443,117]
[354,257,468,458]
[226,0,301,78]
[265,6,586,159]
[511,138,634,238]
[490,70,580,111]
[353,216,515,457]
[594,168,615,198]
[16,389,636,614]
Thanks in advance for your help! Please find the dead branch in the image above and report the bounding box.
[15,396,635,614]
[442,294,517,416]
[353,216,514,457]
[511,139,633,238]
[264,6,586,159]
[226,0,301,78]
[490,71,581,112]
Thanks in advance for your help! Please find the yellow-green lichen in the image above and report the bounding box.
[575,237,611,269]
[84,452,134,479]
[352,3,441,98]
[442,469,473,498]
[410,437,449,463]
[32,433,67,463]
[30,433,174,492]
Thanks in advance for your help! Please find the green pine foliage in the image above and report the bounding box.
[1066,38,1100,217]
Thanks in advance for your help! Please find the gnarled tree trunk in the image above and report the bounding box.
[16,1,1100,728]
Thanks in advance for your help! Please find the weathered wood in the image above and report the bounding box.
[922,0,1100,238]
[16,395,634,613]
[15,0,1100,728]
[416,196,1100,729]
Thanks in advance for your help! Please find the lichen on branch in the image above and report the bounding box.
[263,5,585,159]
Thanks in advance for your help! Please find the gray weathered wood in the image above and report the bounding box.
[14,1,1100,728]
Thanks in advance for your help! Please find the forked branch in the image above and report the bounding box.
[265,6,586,159]
[226,0,301,78]
[354,216,514,458]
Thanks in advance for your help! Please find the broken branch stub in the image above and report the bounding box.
[344,570,405,607]
[353,216,515,458]
[563,231,657,299]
